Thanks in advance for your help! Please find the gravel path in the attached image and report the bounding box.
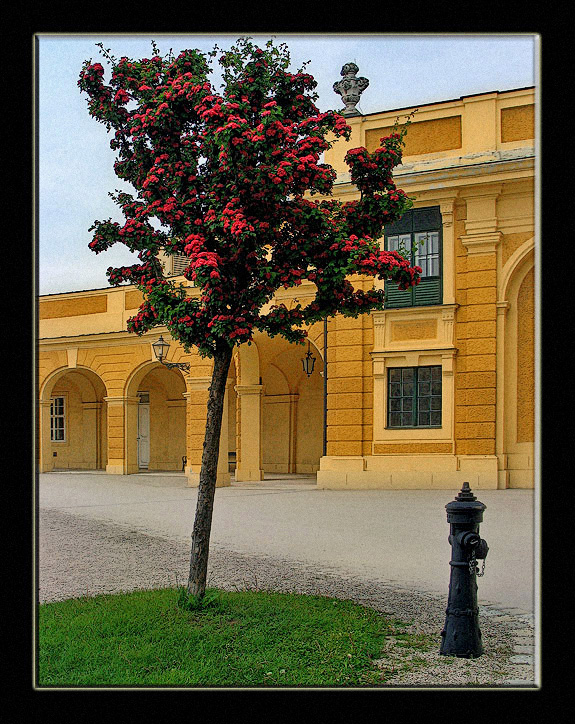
[38,508,537,688]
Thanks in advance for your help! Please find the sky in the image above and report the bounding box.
[37,33,538,296]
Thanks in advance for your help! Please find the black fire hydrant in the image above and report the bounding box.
[440,482,489,658]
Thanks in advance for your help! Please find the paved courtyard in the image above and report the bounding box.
[38,471,536,613]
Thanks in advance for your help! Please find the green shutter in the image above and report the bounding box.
[385,281,413,308]
[413,277,441,306]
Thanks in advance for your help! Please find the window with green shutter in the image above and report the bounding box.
[384,206,443,308]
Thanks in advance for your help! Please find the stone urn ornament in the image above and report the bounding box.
[333,62,369,116]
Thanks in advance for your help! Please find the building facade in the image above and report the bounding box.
[37,86,536,490]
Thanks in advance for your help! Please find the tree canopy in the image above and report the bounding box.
[78,37,420,359]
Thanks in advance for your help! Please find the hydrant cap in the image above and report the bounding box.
[445,482,486,519]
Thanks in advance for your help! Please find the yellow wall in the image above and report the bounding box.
[501,105,535,143]
[40,294,107,319]
[365,115,462,156]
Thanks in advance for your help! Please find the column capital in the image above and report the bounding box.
[186,376,212,391]
[103,395,139,405]
[460,231,502,256]
[235,384,263,396]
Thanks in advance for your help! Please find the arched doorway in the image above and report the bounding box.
[259,334,324,475]
[131,364,187,472]
[39,366,107,471]
[498,240,535,488]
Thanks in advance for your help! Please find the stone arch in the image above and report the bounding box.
[124,360,187,472]
[294,343,325,474]
[497,237,535,488]
[499,236,535,304]
[39,365,108,472]
[259,333,325,475]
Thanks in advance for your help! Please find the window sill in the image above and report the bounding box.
[386,426,442,430]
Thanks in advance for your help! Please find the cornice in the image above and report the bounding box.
[38,327,167,348]
[334,149,535,191]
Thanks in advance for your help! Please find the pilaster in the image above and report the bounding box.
[38,400,54,472]
[103,396,139,474]
[184,377,230,487]
[235,384,264,481]
[496,301,510,488]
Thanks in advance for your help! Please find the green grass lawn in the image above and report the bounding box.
[37,587,434,687]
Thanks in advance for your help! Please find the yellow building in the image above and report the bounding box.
[37,86,536,490]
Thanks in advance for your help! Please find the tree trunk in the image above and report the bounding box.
[187,341,233,600]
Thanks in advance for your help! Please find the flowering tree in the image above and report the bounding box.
[79,37,421,601]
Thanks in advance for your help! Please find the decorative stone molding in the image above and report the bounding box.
[460,184,503,255]
[460,231,502,256]
[103,395,139,405]
[186,376,212,391]
[372,304,458,353]
[235,384,264,396]
[66,348,78,368]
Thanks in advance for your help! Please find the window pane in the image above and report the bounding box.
[431,382,442,395]
[430,396,442,410]
[430,411,442,426]
[415,230,440,279]
[389,412,401,427]
[390,399,401,411]
[402,413,413,426]
[390,383,401,398]
[398,234,412,259]
[402,368,414,382]
[387,235,399,252]
[389,369,401,383]
[418,411,430,426]
[418,381,430,396]
[419,397,430,411]
[415,232,429,256]
[402,397,413,411]
[418,368,431,381]
[431,366,442,380]
[403,382,414,397]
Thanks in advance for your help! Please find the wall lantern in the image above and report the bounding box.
[152,335,190,371]
[301,341,316,377]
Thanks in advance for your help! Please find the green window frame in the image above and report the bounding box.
[387,366,442,428]
[384,206,443,308]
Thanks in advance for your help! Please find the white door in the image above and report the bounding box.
[137,402,150,469]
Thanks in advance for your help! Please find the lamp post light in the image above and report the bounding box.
[301,340,316,377]
[152,335,190,372]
